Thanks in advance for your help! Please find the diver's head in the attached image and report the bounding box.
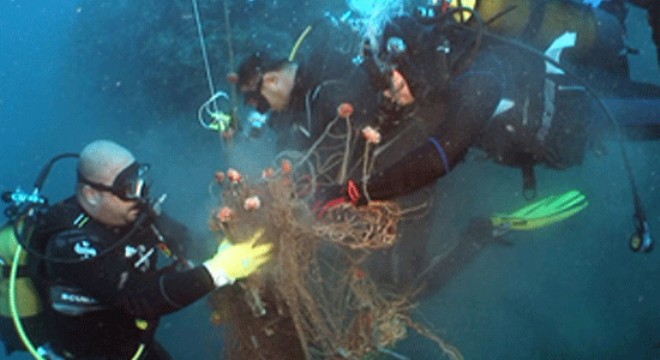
[232,52,298,113]
[77,140,151,226]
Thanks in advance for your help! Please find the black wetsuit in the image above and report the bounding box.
[364,10,660,201]
[357,12,658,291]
[269,14,586,201]
[365,47,506,199]
[354,14,599,200]
[268,18,378,153]
[35,197,216,359]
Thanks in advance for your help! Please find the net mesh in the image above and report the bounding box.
[206,157,462,360]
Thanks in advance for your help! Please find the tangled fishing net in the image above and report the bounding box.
[206,153,463,359]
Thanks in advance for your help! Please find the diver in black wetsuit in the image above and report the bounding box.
[27,140,272,359]
[317,6,660,204]
[236,10,596,202]
[235,17,377,154]
[234,4,658,288]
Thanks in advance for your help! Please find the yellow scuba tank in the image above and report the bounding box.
[0,224,42,319]
[471,0,621,62]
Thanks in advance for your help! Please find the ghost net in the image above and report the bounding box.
[206,153,462,359]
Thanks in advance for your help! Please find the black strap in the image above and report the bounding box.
[521,2,547,42]
[521,163,537,201]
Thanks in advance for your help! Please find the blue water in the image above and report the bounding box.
[1,1,659,359]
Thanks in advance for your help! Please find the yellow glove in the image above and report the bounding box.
[203,228,273,287]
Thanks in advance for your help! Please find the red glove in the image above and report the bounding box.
[314,180,366,218]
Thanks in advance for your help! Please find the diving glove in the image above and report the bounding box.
[203,228,273,287]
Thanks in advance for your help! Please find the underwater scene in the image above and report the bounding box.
[1,0,659,359]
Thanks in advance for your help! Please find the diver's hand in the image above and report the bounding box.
[383,70,415,106]
[203,229,273,287]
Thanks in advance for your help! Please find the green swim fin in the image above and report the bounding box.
[491,189,588,233]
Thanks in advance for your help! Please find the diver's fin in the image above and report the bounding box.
[491,189,588,233]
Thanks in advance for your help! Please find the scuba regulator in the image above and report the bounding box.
[629,192,654,253]
[3,153,79,237]
[414,0,476,24]
[198,90,271,139]
[2,188,47,221]
[630,217,653,253]
[245,109,270,138]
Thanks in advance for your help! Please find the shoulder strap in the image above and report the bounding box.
[521,162,537,200]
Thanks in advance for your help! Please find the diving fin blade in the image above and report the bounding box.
[491,189,588,232]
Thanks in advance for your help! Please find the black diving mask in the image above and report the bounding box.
[79,162,151,201]
[243,76,271,113]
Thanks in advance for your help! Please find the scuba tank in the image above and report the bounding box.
[0,153,78,357]
[0,221,45,356]
[0,224,42,320]
[476,0,626,73]
[468,0,600,46]
[417,0,627,74]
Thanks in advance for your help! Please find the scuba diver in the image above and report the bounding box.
[337,1,657,257]
[235,0,659,204]
[336,1,660,208]
[233,16,375,151]
[233,0,657,284]
[0,140,272,359]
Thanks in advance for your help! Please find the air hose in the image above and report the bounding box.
[8,246,43,359]
[289,25,313,61]
[9,242,147,359]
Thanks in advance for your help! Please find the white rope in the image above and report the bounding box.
[192,0,219,113]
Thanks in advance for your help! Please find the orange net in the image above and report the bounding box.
[206,159,462,360]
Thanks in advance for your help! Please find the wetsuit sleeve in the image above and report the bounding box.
[364,61,503,200]
[277,19,371,150]
[46,229,216,320]
[153,212,215,260]
[115,265,216,319]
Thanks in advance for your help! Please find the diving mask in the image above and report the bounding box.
[243,76,271,113]
[79,162,151,201]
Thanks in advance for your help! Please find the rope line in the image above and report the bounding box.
[192,0,219,113]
